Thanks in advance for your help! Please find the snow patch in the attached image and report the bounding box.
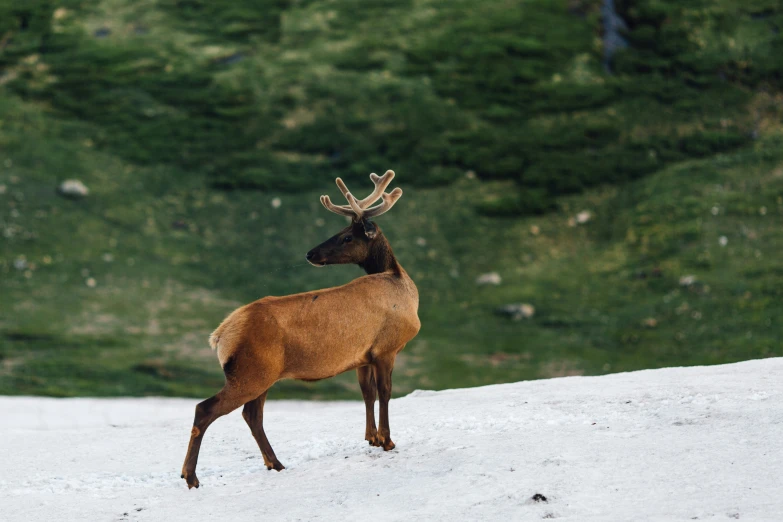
[1,359,782,521]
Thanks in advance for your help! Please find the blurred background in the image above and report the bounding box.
[0,0,781,399]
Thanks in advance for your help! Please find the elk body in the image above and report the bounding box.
[181,170,420,489]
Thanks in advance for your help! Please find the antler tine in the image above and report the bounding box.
[335,177,366,216]
[357,170,395,209]
[335,178,351,199]
[320,195,355,218]
[362,187,403,219]
[345,192,364,216]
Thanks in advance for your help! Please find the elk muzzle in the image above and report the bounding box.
[305,249,326,267]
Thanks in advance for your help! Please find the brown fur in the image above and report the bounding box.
[181,195,419,489]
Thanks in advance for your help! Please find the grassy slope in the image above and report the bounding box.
[1,0,782,398]
[2,92,781,399]
[3,1,779,206]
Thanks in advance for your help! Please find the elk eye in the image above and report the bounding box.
[342,235,353,244]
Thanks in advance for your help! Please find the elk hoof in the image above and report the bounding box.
[375,434,395,451]
[367,434,382,447]
[182,472,200,489]
[266,461,285,472]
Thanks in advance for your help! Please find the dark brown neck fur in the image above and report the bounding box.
[360,233,401,275]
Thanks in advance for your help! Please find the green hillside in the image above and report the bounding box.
[1,0,782,398]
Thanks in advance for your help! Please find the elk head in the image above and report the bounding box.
[306,170,402,267]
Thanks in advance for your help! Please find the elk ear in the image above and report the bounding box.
[362,219,378,239]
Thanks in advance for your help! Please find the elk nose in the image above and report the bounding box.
[305,251,314,261]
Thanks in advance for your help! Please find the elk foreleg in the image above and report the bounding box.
[373,356,396,451]
[357,366,379,446]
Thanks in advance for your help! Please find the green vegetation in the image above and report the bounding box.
[0,0,781,398]
[3,0,780,209]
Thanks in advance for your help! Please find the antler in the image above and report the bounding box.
[320,170,402,220]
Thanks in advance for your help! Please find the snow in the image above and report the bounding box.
[2,359,782,521]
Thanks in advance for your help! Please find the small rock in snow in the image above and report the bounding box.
[476,272,502,286]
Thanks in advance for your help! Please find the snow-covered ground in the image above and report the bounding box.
[2,359,782,521]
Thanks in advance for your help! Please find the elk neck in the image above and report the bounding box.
[360,232,402,276]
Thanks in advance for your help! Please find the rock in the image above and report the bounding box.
[13,256,27,271]
[679,275,696,287]
[476,272,502,286]
[213,52,245,66]
[530,225,540,235]
[601,0,629,73]
[719,236,728,247]
[576,210,592,224]
[642,317,658,328]
[416,237,427,247]
[271,197,281,209]
[496,303,535,321]
[57,179,89,198]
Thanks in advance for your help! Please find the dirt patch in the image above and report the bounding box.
[538,360,584,378]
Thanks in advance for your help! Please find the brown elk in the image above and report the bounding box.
[181,170,420,489]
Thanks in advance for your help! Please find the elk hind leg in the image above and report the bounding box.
[242,391,285,471]
[181,386,255,489]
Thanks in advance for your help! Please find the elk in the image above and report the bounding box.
[181,170,420,489]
